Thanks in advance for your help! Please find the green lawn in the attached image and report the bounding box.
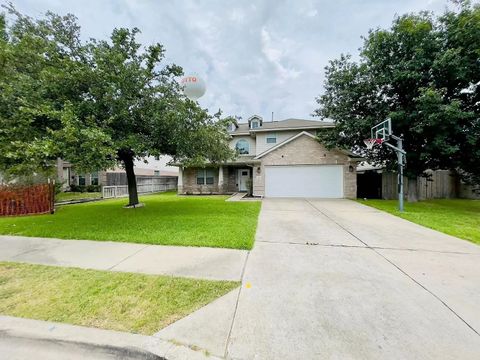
[0,192,261,249]
[357,199,480,245]
[56,192,102,202]
[0,262,239,334]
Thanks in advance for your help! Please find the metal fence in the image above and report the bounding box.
[102,176,177,199]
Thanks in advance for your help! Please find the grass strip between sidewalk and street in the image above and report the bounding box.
[0,262,239,335]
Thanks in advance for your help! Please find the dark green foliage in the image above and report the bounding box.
[0,4,235,205]
[315,1,480,185]
[69,184,101,193]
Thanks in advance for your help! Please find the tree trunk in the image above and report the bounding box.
[122,153,139,206]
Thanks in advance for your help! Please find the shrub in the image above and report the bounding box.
[86,185,101,192]
[70,184,84,192]
[54,180,64,195]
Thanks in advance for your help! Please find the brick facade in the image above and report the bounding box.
[254,134,358,198]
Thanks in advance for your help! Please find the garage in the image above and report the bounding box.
[264,165,344,198]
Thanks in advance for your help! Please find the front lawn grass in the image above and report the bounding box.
[357,199,480,245]
[56,192,102,202]
[0,192,261,249]
[0,262,239,335]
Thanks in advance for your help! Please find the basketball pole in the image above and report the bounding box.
[383,135,405,212]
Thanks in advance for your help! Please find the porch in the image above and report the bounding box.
[178,164,258,195]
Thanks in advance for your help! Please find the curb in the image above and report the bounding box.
[0,316,222,360]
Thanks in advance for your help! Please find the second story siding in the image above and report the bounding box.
[255,131,299,155]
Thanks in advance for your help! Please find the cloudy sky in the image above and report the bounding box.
[10,0,453,122]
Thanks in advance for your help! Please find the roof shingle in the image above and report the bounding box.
[229,118,334,134]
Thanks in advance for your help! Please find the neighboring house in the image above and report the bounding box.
[178,115,363,198]
[57,156,178,189]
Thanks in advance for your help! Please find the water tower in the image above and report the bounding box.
[181,75,206,101]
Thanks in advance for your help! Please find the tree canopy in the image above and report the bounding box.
[0,4,235,205]
[315,1,480,186]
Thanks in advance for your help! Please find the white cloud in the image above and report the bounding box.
[10,0,453,121]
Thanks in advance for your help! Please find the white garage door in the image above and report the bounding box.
[265,165,344,198]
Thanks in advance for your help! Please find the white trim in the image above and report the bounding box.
[266,132,277,144]
[247,115,263,122]
[254,131,316,159]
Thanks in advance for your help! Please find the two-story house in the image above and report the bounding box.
[178,115,362,198]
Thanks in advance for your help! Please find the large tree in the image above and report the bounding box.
[315,1,480,188]
[0,5,235,206]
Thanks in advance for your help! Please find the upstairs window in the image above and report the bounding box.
[266,133,277,144]
[197,169,215,185]
[154,170,160,176]
[250,120,259,129]
[235,139,250,154]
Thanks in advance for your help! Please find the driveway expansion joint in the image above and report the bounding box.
[224,251,250,358]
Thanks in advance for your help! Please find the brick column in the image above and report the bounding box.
[218,166,224,193]
[178,166,183,194]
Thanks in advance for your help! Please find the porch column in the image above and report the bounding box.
[218,166,224,193]
[178,166,183,193]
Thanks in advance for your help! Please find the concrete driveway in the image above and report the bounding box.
[226,198,480,359]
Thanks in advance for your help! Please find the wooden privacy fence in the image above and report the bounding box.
[0,183,54,216]
[381,170,470,200]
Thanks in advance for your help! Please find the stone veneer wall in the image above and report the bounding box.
[181,167,218,194]
[254,135,358,198]
[180,167,238,195]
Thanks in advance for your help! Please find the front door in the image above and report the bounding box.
[238,169,250,192]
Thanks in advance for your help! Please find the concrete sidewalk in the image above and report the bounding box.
[0,235,248,281]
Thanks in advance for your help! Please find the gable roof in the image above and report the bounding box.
[254,131,363,160]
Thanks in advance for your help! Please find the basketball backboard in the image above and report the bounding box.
[371,118,392,141]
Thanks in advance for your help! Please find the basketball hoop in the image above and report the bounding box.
[363,138,383,150]
[366,118,405,212]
